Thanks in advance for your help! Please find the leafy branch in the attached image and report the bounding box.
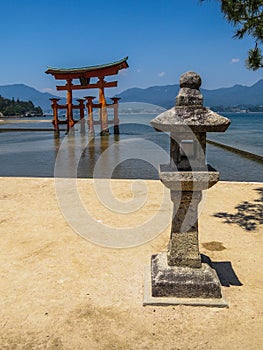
[200,0,263,70]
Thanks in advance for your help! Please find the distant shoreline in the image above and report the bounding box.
[1,110,263,120]
[0,119,50,124]
[1,115,48,119]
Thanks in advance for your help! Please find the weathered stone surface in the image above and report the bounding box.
[167,231,201,268]
[179,71,202,89]
[151,253,222,298]
[176,87,203,106]
[159,163,219,191]
[170,190,201,232]
[150,107,231,133]
[170,189,202,202]
[167,190,202,267]
[176,72,203,107]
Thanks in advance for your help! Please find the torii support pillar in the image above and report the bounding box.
[77,99,85,134]
[99,78,109,136]
[50,98,60,136]
[76,99,85,120]
[111,97,121,135]
[66,79,75,133]
[85,96,95,136]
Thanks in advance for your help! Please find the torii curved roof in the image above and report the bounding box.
[45,57,129,79]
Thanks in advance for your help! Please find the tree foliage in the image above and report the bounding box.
[0,95,43,116]
[201,0,263,70]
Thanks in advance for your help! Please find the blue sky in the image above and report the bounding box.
[0,0,262,96]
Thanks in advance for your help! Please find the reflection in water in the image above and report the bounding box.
[76,129,169,179]
[1,118,263,181]
[53,134,61,158]
[112,159,158,179]
[73,124,169,179]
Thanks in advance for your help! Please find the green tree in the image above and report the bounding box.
[201,0,263,70]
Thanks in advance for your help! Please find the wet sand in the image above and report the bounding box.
[0,177,262,349]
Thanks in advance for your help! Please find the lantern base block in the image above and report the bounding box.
[143,252,228,307]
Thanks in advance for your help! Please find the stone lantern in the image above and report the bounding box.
[144,72,231,306]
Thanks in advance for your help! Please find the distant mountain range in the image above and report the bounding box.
[117,79,263,109]
[0,79,263,113]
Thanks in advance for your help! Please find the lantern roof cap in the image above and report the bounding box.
[150,71,230,133]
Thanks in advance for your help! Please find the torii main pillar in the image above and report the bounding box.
[98,78,109,136]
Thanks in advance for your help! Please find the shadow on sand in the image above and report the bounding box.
[201,254,242,287]
[213,188,263,231]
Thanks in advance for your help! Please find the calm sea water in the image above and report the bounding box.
[208,112,263,156]
[0,113,262,182]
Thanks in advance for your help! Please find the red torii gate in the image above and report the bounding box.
[45,57,128,136]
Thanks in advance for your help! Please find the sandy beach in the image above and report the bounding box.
[0,177,262,349]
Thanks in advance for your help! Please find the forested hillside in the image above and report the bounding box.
[0,95,43,116]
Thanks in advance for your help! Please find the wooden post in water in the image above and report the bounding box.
[66,79,74,133]
[98,78,109,136]
[77,99,85,120]
[50,98,60,136]
[111,97,121,135]
[77,99,85,134]
[85,96,95,136]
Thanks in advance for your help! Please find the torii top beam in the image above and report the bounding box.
[45,56,129,80]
